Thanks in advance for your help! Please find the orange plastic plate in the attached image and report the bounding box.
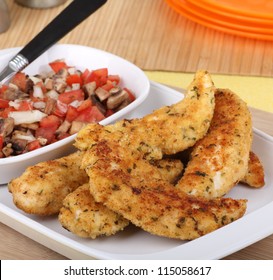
[180,0,273,34]
[199,0,273,19]
[187,0,273,25]
[165,0,273,40]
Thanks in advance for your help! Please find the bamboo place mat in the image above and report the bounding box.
[1,0,273,77]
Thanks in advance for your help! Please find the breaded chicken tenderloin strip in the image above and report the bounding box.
[150,159,183,184]
[9,149,183,217]
[76,71,246,240]
[176,89,253,198]
[241,151,265,188]
[82,139,246,240]
[8,151,89,215]
[58,160,183,238]
[59,184,130,238]
[75,70,216,159]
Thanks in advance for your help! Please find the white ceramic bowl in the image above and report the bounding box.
[0,44,150,184]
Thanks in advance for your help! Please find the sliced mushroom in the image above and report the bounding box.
[0,117,15,137]
[44,78,54,90]
[95,87,110,102]
[12,130,35,142]
[10,138,28,155]
[82,81,96,97]
[115,98,131,111]
[2,143,13,157]
[106,89,129,109]
[90,94,106,115]
[109,86,121,95]
[56,120,71,135]
[2,88,29,101]
[53,77,67,93]
[19,123,39,131]
[44,98,57,115]
[25,78,34,94]
[69,121,87,135]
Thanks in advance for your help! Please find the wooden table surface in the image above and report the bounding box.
[1,0,273,260]
[2,0,273,76]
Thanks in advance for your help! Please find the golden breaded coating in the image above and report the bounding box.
[150,159,183,184]
[8,151,89,215]
[76,72,247,240]
[9,70,254,241]
[58,159,183,238]
[241,151,265,188]
[59,184,130,238]
[75,70,216,159]
[176,89,252,198]
[9,149,183,219]
[82,139,246,240]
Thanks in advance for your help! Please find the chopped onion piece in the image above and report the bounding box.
[46,89,59,100]
[33,85,44,98]
[8,100,21,110]
[29,76,42,84]
[37,136,47,146]
[8,110,47,125]
[65,86,72,92]
[72,83,81,90]
[68,67,76,75]
[69,100,82,108]
[9,83,19,90]
[14,134,36,142]
[33,101,46,109]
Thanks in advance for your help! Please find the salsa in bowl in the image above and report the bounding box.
[0,44,150,184]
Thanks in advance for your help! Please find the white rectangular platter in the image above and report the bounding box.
[1,81,273,259]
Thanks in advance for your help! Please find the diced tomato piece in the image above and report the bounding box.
[10,72,28,92]
[101,80,114,92]
[75,105,105,123]
[53,100,68,118]
[124,88,136,102]
[95,68,108,76]
[77,99,92,112]
[66,105,79,122]
[84,68,108,87]
[27,140,41,151]
[17,100,33,111]
[107,75,120,84]
[0,135,4,150]
[91,106,106,122]
[58,89,84,104]
[40,115,61,130]
[74,107,93,122]
[66,74,83,87]
[81,69,91,84]
[49,60,67,73]
[0,84,8,95]
[0,98,9,109]
[35,126,56,144]
[84,71,99,86]
[0,107,15,118]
